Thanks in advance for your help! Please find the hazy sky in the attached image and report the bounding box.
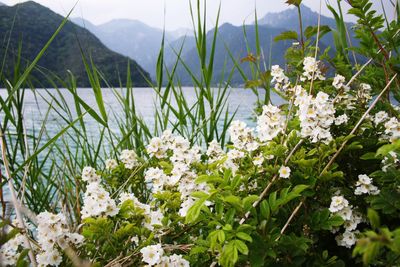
[1,0,395,30]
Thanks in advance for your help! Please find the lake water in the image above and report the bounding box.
[0,87,283,203]
[0,87,283,136]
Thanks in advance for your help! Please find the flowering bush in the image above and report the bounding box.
[3,61,400,266]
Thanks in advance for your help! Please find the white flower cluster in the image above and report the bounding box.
[81,182,119,219]
[271,65,290,91]
[354,174,380,195]
[206,140,225,163]
[81,166,100,183]
[256,104,285,142]
[332,74,346,89]
[229,120,258,151]
[120,149,139,169]
[335,114,349,126]
[140,244,190,267]
[105,159,118,170]
[0,220,32,266]
[373,111,389,125]
[81,167,118,219]
[373,111,400,142]
[329,196,362,248]
[357,83,372,101]
[300,57,325,81]
[384,118,400,142]
[36,212,84,266]
[295,89,335,143]
[0,234,28,266]
[335,230,358,249]
[146,131,208,219]
[147,130,202,165]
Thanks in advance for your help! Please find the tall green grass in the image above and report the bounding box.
[0,0,251,220]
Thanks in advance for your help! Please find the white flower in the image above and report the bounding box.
[343,211,363,232]
[81,166,100,183]
[279,166,291,179]
[144,210,164,230]
[120,149,138,169]
[229,120,256,150]
[105,159,118,170]
[35,211,82,266]
[36,250,62,267]
[354,174,380,195]
[384,117,400,142]
[140,244,164,266]
[332,74,346,89]
[336,231,357,248]
[373,111,389,125]
[271,65,290,91]
[81,182,119,219]
[336,206,353,221]
[227,149,245,160]
[301,57,325,81]
[147,137,167,159]
[68,233,84,246]
[358,83,372,100]
[160,254,191,267]
[207,140,224,161]
[329,196,349,213]
[335,114,349,125]
[295,90,335,143]
[257,104,285,142]
[253,154,264,166]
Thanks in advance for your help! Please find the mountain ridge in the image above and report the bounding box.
[0,1,150,87]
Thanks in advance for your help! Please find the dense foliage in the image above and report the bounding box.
[1,0,400,266]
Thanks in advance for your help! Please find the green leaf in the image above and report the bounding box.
[304,25,331,39]
[274,31,299,42]
[285,0,302,7]
[236,232,253,242]
[360,152,378,160]
[224,195,242,209]
[260,200,270,220]
[367,209,380,229]
[235,239,249,255]
[243,195,259,211]
[376,140,400,157]
[220,241,238,267]
[185,197,207,223]
[16,249,29,267]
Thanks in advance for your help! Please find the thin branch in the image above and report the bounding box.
[239,139,304,225]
